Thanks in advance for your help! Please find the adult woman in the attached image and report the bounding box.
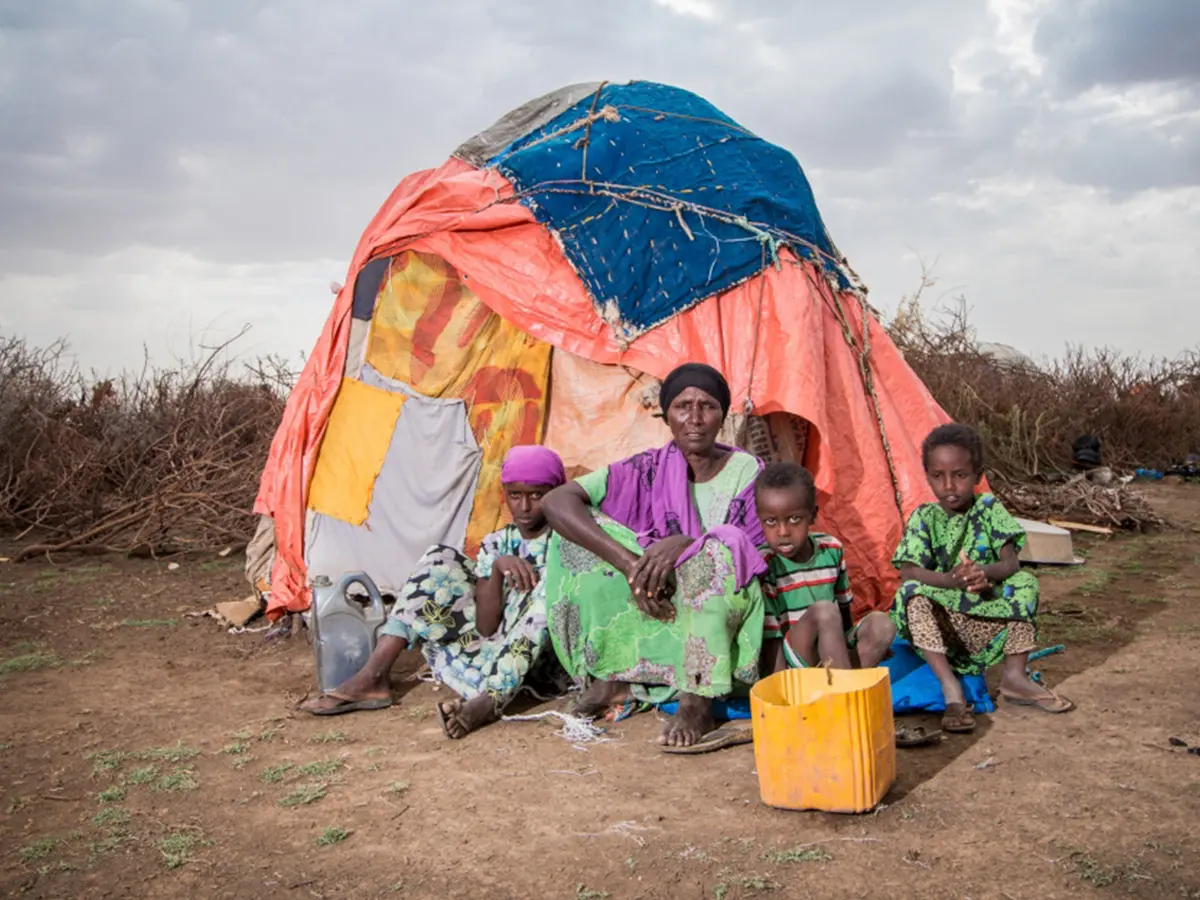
[541,364,767,750]
[300,445,567,738]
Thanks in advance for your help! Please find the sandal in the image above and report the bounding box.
[941,702,976,734]
[895,725,943,747]
[299,692,392,717]
[1001,688,1075,714]
[660,723,754,755]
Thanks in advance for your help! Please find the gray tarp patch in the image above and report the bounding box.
[452,82,603,167]
[305,366,482,595]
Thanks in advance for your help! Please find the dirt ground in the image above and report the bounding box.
[2,485,1199,900]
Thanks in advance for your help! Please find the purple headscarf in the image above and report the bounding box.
[501,445,567,488]
[598,442,766,589]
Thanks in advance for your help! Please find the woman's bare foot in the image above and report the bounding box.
[657,692,714,748]
[437,695,498,739]
[570,679,632,719]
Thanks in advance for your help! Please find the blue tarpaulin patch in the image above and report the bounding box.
[487,81,846,341]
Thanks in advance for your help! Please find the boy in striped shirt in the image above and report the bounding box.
[755,462,896,672]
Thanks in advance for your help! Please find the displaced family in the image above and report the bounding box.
[301,363,1075,748]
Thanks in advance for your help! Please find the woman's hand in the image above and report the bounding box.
[625,535,694,622]
[492,556,538,594]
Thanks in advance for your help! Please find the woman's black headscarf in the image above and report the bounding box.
[659,363,731,419]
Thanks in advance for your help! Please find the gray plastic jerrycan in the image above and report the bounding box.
[310,573,386,693]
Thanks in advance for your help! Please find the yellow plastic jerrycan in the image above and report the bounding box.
[750,666,895,813]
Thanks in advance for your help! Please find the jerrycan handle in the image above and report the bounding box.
[337,572,385,618]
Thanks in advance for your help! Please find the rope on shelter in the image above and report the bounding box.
[857,297,905,520]
[479,178,859,287]
[673,204,695,241]
[815,266,905,522]
[733,216,782,270]
[614,103,758,137]
[378,125,871,345]
[742,244,768,415]
[577,82,612,187]
[517,105,620,158]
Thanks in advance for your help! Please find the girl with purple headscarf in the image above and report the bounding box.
[300,445,568,739]
[542,364,767,752]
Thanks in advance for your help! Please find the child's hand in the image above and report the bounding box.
[493,556,538,593]
[953,552,989,593]
[961,567,990,593]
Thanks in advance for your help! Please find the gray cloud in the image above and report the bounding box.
[1036,0,1200,91]
[0,0,986,269]
[1,0,1198,367]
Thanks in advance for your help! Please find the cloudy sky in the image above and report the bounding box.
[2,0,1198,373]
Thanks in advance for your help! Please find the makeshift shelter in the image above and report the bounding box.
[252,80,950,621]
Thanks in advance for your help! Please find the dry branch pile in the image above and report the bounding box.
[995,476,1166,531]
[0,332,291,561]
[4,280,1197,560]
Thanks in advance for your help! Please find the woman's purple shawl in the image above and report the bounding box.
[598,442,767,590]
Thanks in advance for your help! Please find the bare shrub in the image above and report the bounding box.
[889,273,1200,482]
[4,276,1197,557]
[0,331,291,560]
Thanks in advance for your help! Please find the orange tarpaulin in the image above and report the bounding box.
[254,160,543,618]
[542,352,671,476]
[255,159,947,619]
[365,250,551,554]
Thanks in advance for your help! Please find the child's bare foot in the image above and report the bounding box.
[999,672,1075,713]
[657,692,714,748]
[942,702,976,733]
[297,634,407,715]
[999,654,1075,713]
[298,670,392,715]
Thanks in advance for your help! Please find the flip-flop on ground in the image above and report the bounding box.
[1000,688,1075,714]
[941,702,976,734]
[298,692,392,717]
[660,723,753,755]
[895,725,943,748]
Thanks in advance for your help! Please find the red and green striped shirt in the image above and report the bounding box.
[761,533,853,640]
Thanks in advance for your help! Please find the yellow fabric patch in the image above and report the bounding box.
[365,250,551,555]
[307,378,406,525]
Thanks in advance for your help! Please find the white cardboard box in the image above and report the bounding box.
[1016,517,1081,565]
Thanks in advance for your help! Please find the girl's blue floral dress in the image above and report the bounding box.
[381,525,562,714]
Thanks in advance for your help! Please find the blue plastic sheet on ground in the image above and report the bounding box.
[489,81,844,339]
[884,640,995,715]
[658,639,1004,720]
